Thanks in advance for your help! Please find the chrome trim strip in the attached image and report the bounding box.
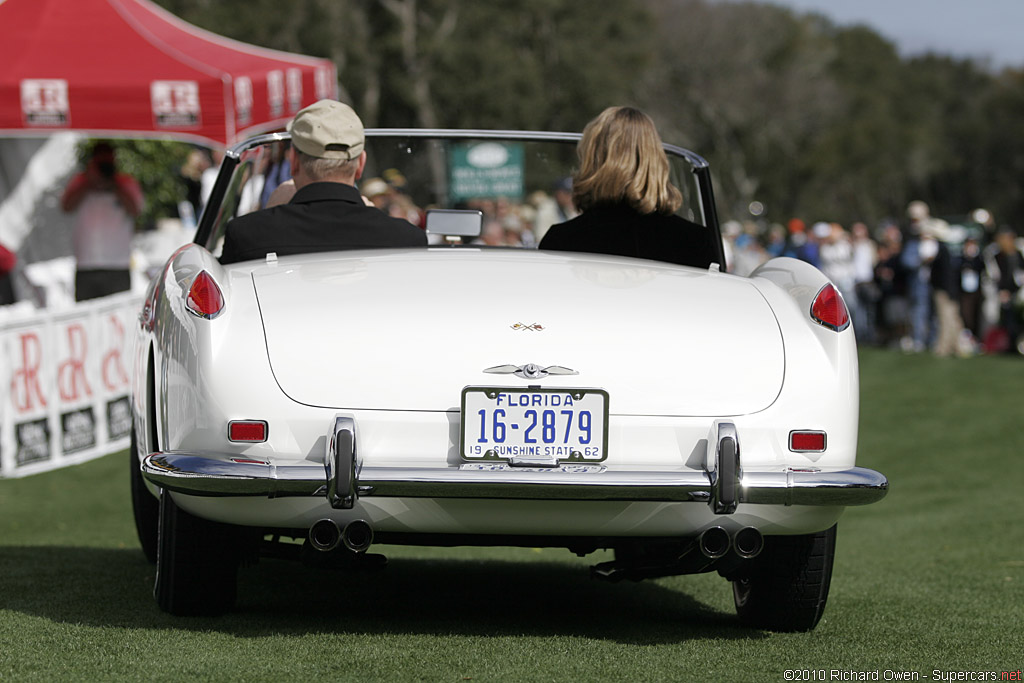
[142,452,323,497]
[225,129,710,170]
[740,468,890,506]
[142,452,888,506]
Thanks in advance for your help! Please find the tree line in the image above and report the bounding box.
[156,0,1024,230]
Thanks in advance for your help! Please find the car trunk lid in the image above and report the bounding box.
[251,249,784,416]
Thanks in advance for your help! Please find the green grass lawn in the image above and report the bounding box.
[2,349,1023,681]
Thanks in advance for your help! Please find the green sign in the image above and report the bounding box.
[450,142,524,201]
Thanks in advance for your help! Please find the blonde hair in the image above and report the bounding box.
[572,106,682,215]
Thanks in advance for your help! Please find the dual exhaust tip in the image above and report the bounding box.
[309,518,374,554]
[698,525,763,559]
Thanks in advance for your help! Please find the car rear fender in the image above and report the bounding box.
[149,244,236,454]
[746,257,860,470]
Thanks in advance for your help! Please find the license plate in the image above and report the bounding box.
[461,387,609,462]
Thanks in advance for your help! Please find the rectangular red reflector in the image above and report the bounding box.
[228,421,267,442]
[790,431,826,452]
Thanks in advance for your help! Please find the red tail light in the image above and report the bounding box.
[228,420,268,442]
[186,270,224,319]
[790,431,826,452]
[810,283,850,331]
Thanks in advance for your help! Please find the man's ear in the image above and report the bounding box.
[288,146,302,182]
[354,151,367,180]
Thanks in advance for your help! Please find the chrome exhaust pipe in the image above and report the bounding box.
[697,526,730,559]
[341,519,374,553]
[733,526,764,559]
[309,519,342,552]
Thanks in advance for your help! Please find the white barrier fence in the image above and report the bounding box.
[1,292,142,478]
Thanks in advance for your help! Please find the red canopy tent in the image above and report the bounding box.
[0,0,338,147]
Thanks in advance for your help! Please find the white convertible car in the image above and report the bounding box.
[131,130,887,630]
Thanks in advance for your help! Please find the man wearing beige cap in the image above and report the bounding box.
[219,100,426,264]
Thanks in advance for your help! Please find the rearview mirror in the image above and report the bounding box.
[425,209,483,240]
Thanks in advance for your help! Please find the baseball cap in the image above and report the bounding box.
[288,100,364,160]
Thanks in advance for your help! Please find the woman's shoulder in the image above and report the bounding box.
[540,205,705,243]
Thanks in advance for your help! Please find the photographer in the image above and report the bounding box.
[61,142,143,301]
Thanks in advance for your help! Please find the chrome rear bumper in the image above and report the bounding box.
[143,419,887,511]
[142,452,888,508]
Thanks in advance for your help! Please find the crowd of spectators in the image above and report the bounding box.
[723,202,1024,357]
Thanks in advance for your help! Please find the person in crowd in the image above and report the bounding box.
[380,168,424,227]
[783,218,821,268]
[200,147,224,211]
[538,106,714,269]
[923,220,964,357]
[874,221,907,347]
[179,148,210,228]
[819,222,856,306]
[958,235,985,344]
[532,178,579,244]
[900,201,938,352]
[265,179,297,208]
[989,226,1024,354]
[850,222,879,344]
[361,177,393,213]
[729,222,769,276]
[475,219,507,246]
[219,100,426,265]
[552,176,577,223]
[259,142,292,208]
[764,223,787,258]
[0,241,16,305]
[61,141,144,301]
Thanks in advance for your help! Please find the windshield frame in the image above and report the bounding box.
[194,129,724,266]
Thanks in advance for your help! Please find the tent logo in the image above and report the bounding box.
[234,77,253,125]
[267,70,285,117]
[151,81,200,128]
[287,68,303,112]
[21,79,69,127]
[315,66,334,100]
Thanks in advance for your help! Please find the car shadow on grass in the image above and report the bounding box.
[0,546,764,644]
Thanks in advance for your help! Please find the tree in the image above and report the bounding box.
[639,0,843,221]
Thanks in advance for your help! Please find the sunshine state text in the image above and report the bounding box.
[784,671,1021,682]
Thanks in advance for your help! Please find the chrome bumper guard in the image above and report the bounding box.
[142,419,888,511]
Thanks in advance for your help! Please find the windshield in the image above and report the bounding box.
[198,131,720,261]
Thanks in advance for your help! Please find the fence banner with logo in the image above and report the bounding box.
[1,292,140,478]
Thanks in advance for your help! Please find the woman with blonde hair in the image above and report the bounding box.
[539,106,714,268]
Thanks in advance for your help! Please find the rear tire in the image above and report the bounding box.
[154,489,244,616]
[732,525,836,632]
[129,430,159,564]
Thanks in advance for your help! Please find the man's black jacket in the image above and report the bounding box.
[219,182,426,265]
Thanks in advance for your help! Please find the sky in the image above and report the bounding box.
[748,0,1024,70]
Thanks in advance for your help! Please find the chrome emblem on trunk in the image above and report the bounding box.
[510,322,545,331]
[483,364,578,380]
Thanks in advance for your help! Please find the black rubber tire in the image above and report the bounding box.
[129,429,159,564]
[154,489,242,616]
[732,525,837,632]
